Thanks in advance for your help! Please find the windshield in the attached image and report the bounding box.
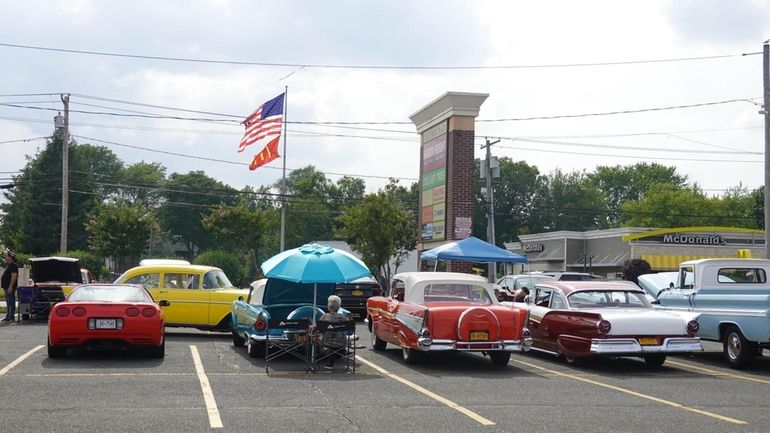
[203,270,234,289]
[423,283,493,304]
[69,285,152,303]
[567,290,651,308]
[514,276,553,290]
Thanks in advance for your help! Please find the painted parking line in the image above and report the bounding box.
[190,345,224,429]
[667,359,770,386]
[356,354,495,426]
[0,345,43,376]
[509,358,747,425]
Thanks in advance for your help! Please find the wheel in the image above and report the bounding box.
[21,313,29,320]
[643,354,666,368]
[489,351,511,367]
[149,337,165,358]
[563,354,583,366]
[370,326,387,351]
[246,338,265,358]
[232,331,246,348]
[402,347,422,364]
[723,325,755,369]
[47,338,66,359]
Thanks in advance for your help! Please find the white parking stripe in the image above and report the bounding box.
[190,345,223,429]
[356,354,495,426]
[0,345,43,376]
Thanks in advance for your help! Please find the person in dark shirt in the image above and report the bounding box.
[2,251,19,322]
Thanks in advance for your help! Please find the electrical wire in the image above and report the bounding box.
[0,136,48,145]
[487,136,761,155]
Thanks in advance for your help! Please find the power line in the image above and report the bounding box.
[0,42,761,70]
[0,136,47,145]
[487,136,761,155]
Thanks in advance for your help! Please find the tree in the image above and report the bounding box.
[621,185,716,227]
[750,186,764,229]
[588,163,687,227]
[157,171,238,259]
[530,169,606,232]
[85,200,153,269]
[202,201,265,277]
[623,259,652,284]
[276,166,335,247]
[117,161,167,205]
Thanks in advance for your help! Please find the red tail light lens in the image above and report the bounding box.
[254,319,266,331]
[141,308,157,317]
[125,307,140,317]
[597,320,611,335]
[522,327,532,340]
[72,307,87,317]
[686,320,699,336]
[55,307,71,317]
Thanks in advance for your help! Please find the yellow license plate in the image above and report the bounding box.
[351,290,363,296]
[470,331,488,341]
[295,334,307,343]
[639,337,657,345]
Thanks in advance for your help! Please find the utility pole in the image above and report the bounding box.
[763,41,769,259]
[60,94,70,254]
[481,138,500,282]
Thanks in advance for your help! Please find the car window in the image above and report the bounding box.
[202,270,234,289]
[163,273,198,289]
[717,268,766,284]
[70,285,152,302]
[124,273,160,289]
[534,289,552,307]
[423,283,493,304]
[550,291,566,309]
[568,290,650,308]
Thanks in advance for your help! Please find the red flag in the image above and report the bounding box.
[249,136,281,171]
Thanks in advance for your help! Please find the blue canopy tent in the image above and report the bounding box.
[420,236,527,269]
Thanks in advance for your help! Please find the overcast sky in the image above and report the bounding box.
[1,0,769,203]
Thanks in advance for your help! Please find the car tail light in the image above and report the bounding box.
[254,313,266,331]
[72,307,87,317]
[126,307,140,317]
[422,309,430,328]
[55,307,70,317]
[597,320,611,335]
[141,307,157,317]
[522,327,532,340]
[686,320,699,336]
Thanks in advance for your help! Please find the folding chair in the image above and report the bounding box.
[264,318,311,374]
[313,319,357,373]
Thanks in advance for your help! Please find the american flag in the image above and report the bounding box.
[238,93,284,153]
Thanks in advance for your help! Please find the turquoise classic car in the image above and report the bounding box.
[657,258,770,368]
[231,278,350,357]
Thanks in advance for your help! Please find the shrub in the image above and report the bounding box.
[193,250,244,287]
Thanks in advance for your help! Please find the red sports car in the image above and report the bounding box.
[366,272,532,366]
[47,284,166,358]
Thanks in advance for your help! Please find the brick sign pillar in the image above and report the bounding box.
[409,92,488,274]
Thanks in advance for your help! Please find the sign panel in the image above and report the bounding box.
[420,121,447,241]
[455,216,472,239]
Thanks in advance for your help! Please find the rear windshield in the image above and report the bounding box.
[203,270,234,289]
[69,285,152,303]
[423,283,493,304]
[567,290,650,308]
[717,268,766,284]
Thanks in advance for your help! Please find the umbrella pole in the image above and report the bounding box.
[311,282,317,370]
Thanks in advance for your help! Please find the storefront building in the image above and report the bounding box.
[505,226,765,278]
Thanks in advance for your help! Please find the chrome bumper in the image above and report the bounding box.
[590,337,703,354]
[418,337,533,352]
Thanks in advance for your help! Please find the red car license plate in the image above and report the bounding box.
[470,331,488,341]
[638,337,657,345]
[96,319,117,329]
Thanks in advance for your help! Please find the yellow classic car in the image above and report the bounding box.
[113,261,249,330]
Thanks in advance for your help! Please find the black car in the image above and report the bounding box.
[334,276,381,318]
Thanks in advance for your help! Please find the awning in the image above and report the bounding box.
[640,254,731,271]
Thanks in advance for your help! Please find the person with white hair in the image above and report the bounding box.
[319,294,347,369]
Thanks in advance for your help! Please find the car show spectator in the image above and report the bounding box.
[318,295,347,369]
[513,286,530,302]
[2,251,19,322]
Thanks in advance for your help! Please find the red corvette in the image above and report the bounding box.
[367,272,532,366]
[47,284,166,358]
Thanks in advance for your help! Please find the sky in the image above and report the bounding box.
[1,0,769,204]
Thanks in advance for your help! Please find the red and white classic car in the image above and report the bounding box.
[526,280,702,367]
[366,272,532,366]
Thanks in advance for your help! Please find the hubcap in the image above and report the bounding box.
[402,347,409,360]
[727,333,741,360]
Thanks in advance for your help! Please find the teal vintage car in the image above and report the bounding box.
[231,278,350,357]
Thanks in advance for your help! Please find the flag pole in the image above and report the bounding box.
[279,85,288,252]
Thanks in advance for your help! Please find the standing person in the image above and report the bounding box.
[2,251,19,322]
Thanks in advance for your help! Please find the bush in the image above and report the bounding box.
[193,250,244,287]
[54,250,105,281]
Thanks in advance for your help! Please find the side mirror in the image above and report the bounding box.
[158,300,171,307]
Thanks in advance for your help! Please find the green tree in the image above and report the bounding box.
[118,161,167,205]
[193,250,244,287]
[621,185,716,227]
[202,201,265,278]
[85,200,153,269]
[750,186,764,229]
[530,169,606,232]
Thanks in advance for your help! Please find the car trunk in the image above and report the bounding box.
[29,257,83,302]
[426,303,518,342]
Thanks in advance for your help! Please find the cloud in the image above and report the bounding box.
[665,0,770,46]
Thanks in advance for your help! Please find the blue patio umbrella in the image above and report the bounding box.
[261,243,372,323]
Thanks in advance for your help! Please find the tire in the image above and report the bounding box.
[247,338,265,358]
[47,338,66,359]
[233,331,246,348]
[723,325,755,369]
[402,347,422,364]
[371,326,387,351]
[489,351,511,367]
[563,355,583,366]
[21,313,29,320]
[149,337,165,359]
[643,354,666,368]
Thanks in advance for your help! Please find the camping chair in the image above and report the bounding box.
[312,319,357,373]
[264,318,311,374]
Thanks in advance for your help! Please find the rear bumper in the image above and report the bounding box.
[50,332,163,347]
[418,337,533,353]
[590,337,703,354]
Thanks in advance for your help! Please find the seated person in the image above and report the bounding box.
[318,295,348,369]
[514,286,530,302]
[493,286,506,302]
[392,281,405,302]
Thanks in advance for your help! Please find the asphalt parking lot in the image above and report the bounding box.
[2,321,770,433]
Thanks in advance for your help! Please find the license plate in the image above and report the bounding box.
[351,290,363,296]
[470,331,488,341]
[639,337,657,345]
[96,319,117,329]
[295,334,307,343]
